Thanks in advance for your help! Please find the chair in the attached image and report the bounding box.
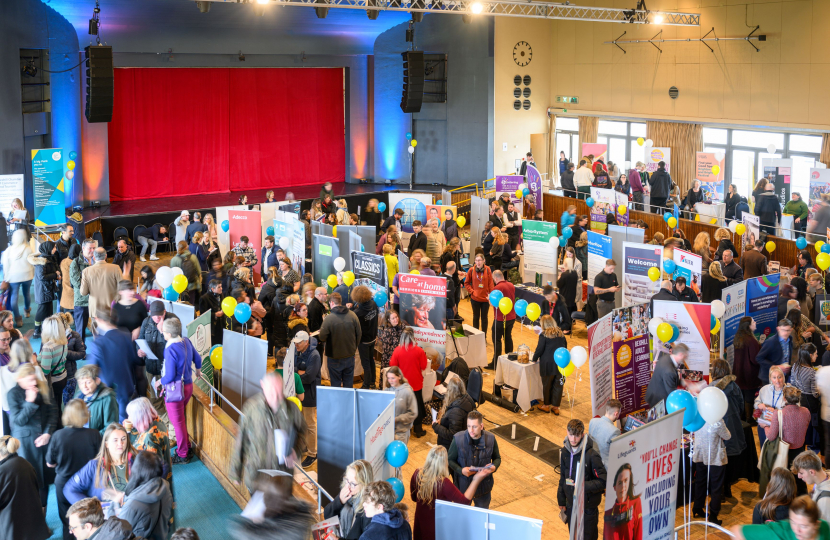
[466,369,483,406]
[155,223,173,253]
[91,231,113,256]
[133,225,147,243]
[570,311,586,336]
[113,226,129,243]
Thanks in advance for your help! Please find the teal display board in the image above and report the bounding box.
[31,148,66,227]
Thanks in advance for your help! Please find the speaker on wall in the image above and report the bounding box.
[85,45,113,123]
[400,51,424,114]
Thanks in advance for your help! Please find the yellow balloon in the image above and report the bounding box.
[694,214,701,221]
[210,347,223,370]
[515,190,523,199]
[817,253,830,271]
[67,160,76,170]
[711,165,720,175]
[637,137,645,146]
[498,297,513,315]
[765,241,776,253]
[172,274,188,294]
[221,296,237,318]
[656,322,674,343]
[735,224,746,235]
[667,217,677,228]
[411,140,418,147]
[558,363,575,377]
[332,226,337,237]
[817,241,826,253]
[526,302,541,322]
[647,267,660,282]
[410,269,420,274]
[618,205,627,215]
[342,271,355,287]
[457,216,466,228]
[709,218,717,224]
[287,396,302,411]
[327,274,338,289]
[711,319,721,335]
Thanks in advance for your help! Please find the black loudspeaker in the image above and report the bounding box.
[85,45,113,123]
[400,51,424,114]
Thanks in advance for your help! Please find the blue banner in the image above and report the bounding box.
[587,230,613,288]
[31,148,65,226]
[721,281,748,365]
[746,274,780,342]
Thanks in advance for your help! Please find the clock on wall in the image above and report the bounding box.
[513,41,532,66]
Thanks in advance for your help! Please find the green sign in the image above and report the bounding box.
[319,244,332,256]
[187,311,213,392]
[522,220,557,243]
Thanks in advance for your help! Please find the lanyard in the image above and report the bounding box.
[772,389,781,409]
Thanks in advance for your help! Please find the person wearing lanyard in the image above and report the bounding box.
[558,419,607,540]
[754,366,790,447]
[593,259,620,319]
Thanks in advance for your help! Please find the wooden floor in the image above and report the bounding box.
[135,253,745,539]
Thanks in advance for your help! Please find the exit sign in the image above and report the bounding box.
[556,96,579,104]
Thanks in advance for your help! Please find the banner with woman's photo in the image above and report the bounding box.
[672,249,702,298]
[621,243,662,307]
[602,411,684,540]
[611,304,651,417]
[398,273,447,367]
[809,168,830,221]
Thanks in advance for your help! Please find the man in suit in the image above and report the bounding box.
[408,220,427,254]
[645,343,689,409]
[86,309,140,420]
[756,319,794,384]
[261,235,279,282]
[185,211,208,243]
[80,248,123,318]
[519,152,535,177]
[650,280,678,315]
[490,206,507,234]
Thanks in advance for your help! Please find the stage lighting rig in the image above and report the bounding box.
[89,0,101,35]
[22,59,38,77]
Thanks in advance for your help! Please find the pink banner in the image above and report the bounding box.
[229,209,263,284]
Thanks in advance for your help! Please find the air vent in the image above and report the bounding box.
[522,100,531,110]
[523,87,531,98]
[669,86,679,99]
[523,75,531,86]
[513,88,521,98]
[513,100,521,110]
[514,75,522,86]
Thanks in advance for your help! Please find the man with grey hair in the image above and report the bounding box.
[645,343,690,408]
[720,250,743,285]
[70,238,97,336]
[80,247,122,317]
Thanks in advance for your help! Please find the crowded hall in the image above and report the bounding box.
[4,1,830,539]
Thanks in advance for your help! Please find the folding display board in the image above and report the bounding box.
[146,297,195,328]
[219,329,268,422]
[469,195,488,255]
[338,225,376,255]
[435,501,543,540]
[312,234,340,287]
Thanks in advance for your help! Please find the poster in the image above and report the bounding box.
[495,175,524,215]
[398,273,447,366]
[0,175,25,220]
[816,295,830,329]
[809,168,830,221]
[187,310,213,393]
[364,400,395,482]
[742,214,760,248]
[588,314,614,418]
[746,274,780,344]
[581,143,608,163]
[31,148,66,227]
[351,251,388,298]
[762,159,793,208]
[388,193,434,233]
[589,188,617,232]
[621,243,662,307]
[720,281,748,365]
[602,411,684,540]
[312,234,339,288]
[273,218,305,278]
[651,301,712,374]
[522,220,558,276]
[644,147,671,174]
[615,192,630,226]
[526,165,544,209]
[696,152,725,201]
[612,304,651,416]
[672,249,703,298]
[569,442,587,540]
[425,205,457,227]
[228,209,263,283]
[587,231,613,288]
[283,343,296,398]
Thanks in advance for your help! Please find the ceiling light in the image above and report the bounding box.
[257,0,269,4]
[471,2,483,13]
[653,14,663,24]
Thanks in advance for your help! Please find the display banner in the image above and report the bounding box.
[312,234,339,287]
[425,205,457,227]
[644,147,671,173]
[746,274,780,344]
[398,273,447,365]
[696,152,726,201]
[0,174,25,220]
[31,148,66,227]
[351,251,388,298]
[602,411,684,540]
[612,304,651,417]
[762,159,793,208]
[588,313,614,418]
[187,310,213,393]
[615,192,630,226]
[495,175,524,215]
[569,442,587,540]
[364,400,395,482]
[816,294,830,331]
[147,297,195,328]
[581,143,608,162]
[274,219,305,278]
[652,301,712,375]
[522,220,558,276]
[228,209,262,283]
[589,188,617,232]
[338,225,375,256]
[720,281,748,365]
[672,249,703,298]
[621,243,662,307]
[809,168,830,221]
[588,231,613,288]
[742,214,760,248]
[526,165,544,209]
[388,193,434,233]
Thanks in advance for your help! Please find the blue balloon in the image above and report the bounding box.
[210,344,222,354]
[379,202,387,212]
[663,213,672,223]
[361,244,365,252]
[796,237,808,249]
[669,324,680,343]
[405,132,413,140]
[562,226,573,239]
[373,290,388,307]
[514,299,528,318]
[685,413,706,433]
[221,220,230,232]
[666,389,698,427]
[822,243,830,254]
[489,290,504,307]
[663,260,676,274]
[522,188,530,196]
[585,197,595,208]
[558,236,567,247]
[711,314,717,327]
[436,200,443,205]
[266,226,275,236]
[385,440,409,468]
[387,477,405,503]
[554,347,571,368]
[163,286,178,301]
[69,151,78,160]
[234,303,252,324]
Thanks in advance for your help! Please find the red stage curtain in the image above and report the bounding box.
[228,68,345,191]
[107,68,345,202]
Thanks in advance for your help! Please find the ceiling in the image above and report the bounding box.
[45,0,413,55]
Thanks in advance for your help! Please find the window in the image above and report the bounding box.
[554,118,651,175]
[630,123,646,137]
[703,128,727,145]
[598,120,627,136]
[557,117,579,131]
[790,134,822,153]
[732,130,785,150]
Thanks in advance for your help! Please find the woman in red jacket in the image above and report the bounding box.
[390,328,428,438]
[465,253,493,335]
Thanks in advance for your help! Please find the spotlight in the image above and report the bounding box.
[238,51,246,61]
[257,0,269,4]
[471,2,483,13]
[653,13,663,24]
[195,1,211,12]
[88,1,100,35]
[315,0,329,18]
[22,61,38,77]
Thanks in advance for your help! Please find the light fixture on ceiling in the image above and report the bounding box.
[470,2,483,14]
[366,0,379,20]
[196,1,211,12]
[238,51,246,61]
[315,0,329,19]
[256,0,269,4]
[88,0,100,35]
[653,14,663,24]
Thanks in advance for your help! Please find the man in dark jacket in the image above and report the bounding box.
[721,250,743,285]
[137,224,168,262]
[556,266,579,316]
[444,262,458,320]
[489,206,506,233]
[138,303,178,418]
[184,212,207,243]
[307,287,328,352]
[55,224,79,263]
[112,239,136,281]
[756,319,794,384]
[672,276,699,302]
[67,497,136,540]
[294,332,321,468]
[318,292,361,388]
[650,280,678,315]
[755,183,783,236]
[360,482,413,540]
[519,152,535,177]
[449,411,499,508]
[381,208,404,232]
[351,289,379,389]
[557,419,607,540]
[541,285,572,333]
[432,392,475,449]
[648,161,672,211]
[87,309,140,421]
[260,235,279,282]
[560,162,576,197]
[407,221,427,254]
[200,279,226,346]
[645,344,688,408]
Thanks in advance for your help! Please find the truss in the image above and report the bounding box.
[194,0,701,25]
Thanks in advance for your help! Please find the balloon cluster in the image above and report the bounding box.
[385,441,409,502]
[157,267,188,300]
[513,183,531,199]
[220,296,253,324]
[406,132,418,155]
[489,290,513,315]
[666,387,728,433]
[553,346,587,377]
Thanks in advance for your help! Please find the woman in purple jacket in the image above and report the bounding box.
[629,168,645,211]
[155,317,201,464]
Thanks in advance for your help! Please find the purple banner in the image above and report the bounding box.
[612,334,651,416]
[526,165,543,210]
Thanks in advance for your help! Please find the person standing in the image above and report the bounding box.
[701,263,728,304]
[390,328,428,438]
[1,229,34,327]
[733,317,762,421]
[28,240,60,338]
[0,435,51,540]
[648,161,672,212]
[558,419,607,540]
[381,208,405,233]
[69,239,96,336]
[766,387,812,494]
[184,211,207,244]
[791,451,830,521]
[645,344,689,408]
[629,168,646,211]
[319,292,361,388]
[757,319,794,385]
[37,315,70,409]
[112,239,136,282]
[519,152,535,177]
[504,202,521,250]
[574,160,594,200]
[725,184,741,221]
[294,332,320,469]
[408,221,428,255]
[593,259,620,319]
[721,250,744,285]
[560,162,576,198]
[80,248,122,321]
[489,270,515,370]
[86,309,139,420]
[350,286,379,390]
[691,414,731,525]
[448,411,500,509]
[741,240,769,279]
[385,366,417,444]
[532,315,567,415]
[465,254,493,336]
[60,244,80,316]
[785,192,809,238]
[756,183,783,236]
[588,399,621,471]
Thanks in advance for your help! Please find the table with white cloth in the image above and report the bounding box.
[494,354,544,412]
[446,324,488,368]
[780,214,795,240]
[694,202,726,225]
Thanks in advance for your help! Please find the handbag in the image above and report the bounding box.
[162,342,186,402]
[758,409,790,470]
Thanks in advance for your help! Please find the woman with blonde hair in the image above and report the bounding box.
[0,339,35,435]
[693,231,712,268]
[8,197,30,233]
[713,227,737,261]
[431,376,475,450]
[648,232,664,245]
[64,422,136,505]
[385,366,417,443]
[8,363,58,510]
[0,435,51,539]
[323,459,374,539]
[265,189,275,202]
[410,446,492,540]
[38,314,70,407]
[532,315,568,414]
[701,261,728,303]
[574,231,588,279]
[383,243,399,287]
[203,213,218,243]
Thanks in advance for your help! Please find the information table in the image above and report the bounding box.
[446,324,488,369]
[694,202,726,225]
[494,355,543,412]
